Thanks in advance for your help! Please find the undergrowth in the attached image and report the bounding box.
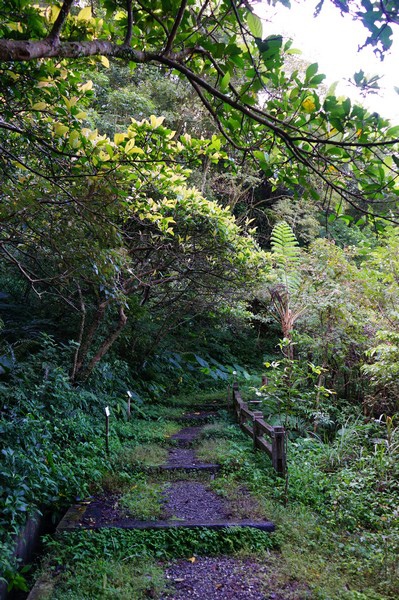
[119,481,165,520]
[3,349,399,600]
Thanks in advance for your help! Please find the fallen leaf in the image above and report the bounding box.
[188,556,196,563]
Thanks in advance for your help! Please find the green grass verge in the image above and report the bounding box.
[119,481,165,520]
[35,527,275,599]
[36,557,167,600]
[28,397,399,600]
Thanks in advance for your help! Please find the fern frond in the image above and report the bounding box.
[270,221,300,264]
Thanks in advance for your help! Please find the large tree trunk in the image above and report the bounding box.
[75,305,128,383]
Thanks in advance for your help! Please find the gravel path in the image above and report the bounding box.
[166,424,218,469]
[166,447,218,468]
[172,426,203,446]
[162,481,228,521]
[162,557,309,599]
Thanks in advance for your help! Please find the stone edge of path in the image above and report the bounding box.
[156,464,221,473]
[56,503,275,533]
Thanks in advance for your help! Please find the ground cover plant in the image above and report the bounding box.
[21,390,399,600]
[35,527,276,599]
[119,481,166,521]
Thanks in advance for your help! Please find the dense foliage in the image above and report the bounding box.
[1,0,399,597]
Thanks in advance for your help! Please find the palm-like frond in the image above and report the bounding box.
[270,221,301,294]
[270,221,300,263]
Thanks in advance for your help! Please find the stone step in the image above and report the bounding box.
[57,506,275,533]
[157,463,221,473]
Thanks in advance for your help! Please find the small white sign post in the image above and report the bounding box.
[126,391,132,420]
[105,406,110,455]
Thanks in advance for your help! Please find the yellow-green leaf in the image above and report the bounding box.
[220,71,230,92]
[77,6,92,20]
[114,132,128,145]
[69,130,81,148]
[302,96,316,113]
[78,80,93,92]
[247,12,263,38]
[6,70,19,81]
[98,150,110,161]
[150,115,165,129]
[62,95,78,110]
[53,122,69,137]
[31,102,47,110]
[128,146,145,155]
[99,56,110,68]
[125,138,136,154]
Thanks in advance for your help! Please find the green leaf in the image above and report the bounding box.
[386,126,399,138]
[305,63,318,82]
[342,97,351,116]
[392,155,399,168]
[246,12,263,38]
[308,74,326,86]
[220,71,231,92]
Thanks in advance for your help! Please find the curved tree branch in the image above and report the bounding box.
[47,0,74,43]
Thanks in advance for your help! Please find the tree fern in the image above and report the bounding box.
[270,221,299,260]
[270,221,301,294]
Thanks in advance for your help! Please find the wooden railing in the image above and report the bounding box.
[229,381,286,475]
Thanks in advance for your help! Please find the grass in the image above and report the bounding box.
[157,390,227,408]
[192,411,399,599]
[115,444,168,468]
[113,419,181,447]
[195,436,254,471]
[214,445,399,599]
[210,478,268,520]
[32,530,295,600]
[119,481,166,521]
[29,395,399,600]
[99,471,135,494]
[140,404,187,420]
[199,421,240,440]
[37,557,167,600]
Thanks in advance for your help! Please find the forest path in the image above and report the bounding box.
[29,402,310,599]
[56,412,274,532]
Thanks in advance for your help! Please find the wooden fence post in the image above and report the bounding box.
[272,425,286,475]
[231,381,286,476]
[252,411,263,450]
[227,383,231,409]
[232,382,239,419]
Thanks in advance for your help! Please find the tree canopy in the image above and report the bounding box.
[1,0,399,222]
[2,0,399,377]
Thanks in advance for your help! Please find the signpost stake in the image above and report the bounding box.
[105,406,110,455]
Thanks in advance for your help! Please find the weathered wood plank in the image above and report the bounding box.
[57,517,275,533]
[231,381,287,475]
[254,436,272,457]
[240,406,254,420]
[255,418,274,436]
[241,422,253,438]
